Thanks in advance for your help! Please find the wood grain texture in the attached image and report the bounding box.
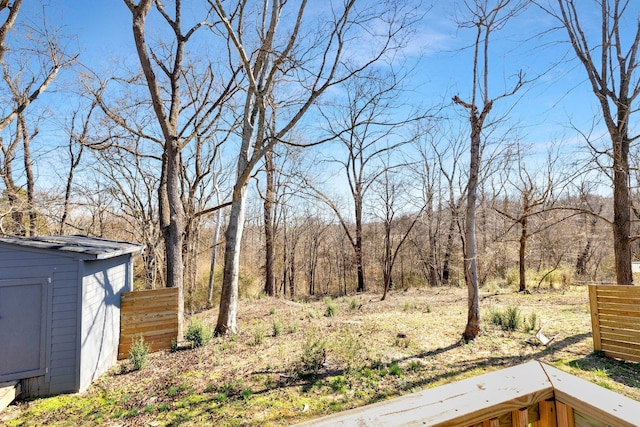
[294,362,640,427]
[118,288,179,359]
[588,285,602,350]
[0,381,19,412]
[555,402,575,427]
[590,284,640,361]
[543,363,640,427]
[295,361,554,427]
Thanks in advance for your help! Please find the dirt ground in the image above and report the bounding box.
[2,286,639,426]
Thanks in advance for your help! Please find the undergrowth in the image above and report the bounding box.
[4,288,638,427]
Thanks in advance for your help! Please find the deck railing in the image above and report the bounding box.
[295,361,640,426]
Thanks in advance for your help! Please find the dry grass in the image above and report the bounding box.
[2,286,639,426]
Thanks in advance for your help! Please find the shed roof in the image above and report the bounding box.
[0,235,144,260]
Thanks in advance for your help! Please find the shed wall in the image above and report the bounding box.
[0,244,80,396]
[79,256,131,391]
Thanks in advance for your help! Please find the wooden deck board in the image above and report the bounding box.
[294,362,640,427]
[295,361,554,427]
[0,381,20,412]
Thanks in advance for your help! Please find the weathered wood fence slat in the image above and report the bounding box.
[294,361,640,427]
[118,287,179,359]
[589,284,640,363]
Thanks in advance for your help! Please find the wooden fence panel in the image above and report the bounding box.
[589,284,640,363]
[118,287,179,359]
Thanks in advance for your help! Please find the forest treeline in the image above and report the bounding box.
[1,0,639,339]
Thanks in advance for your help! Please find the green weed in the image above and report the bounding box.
[185,318,212,348]
[324,297,337,317]
[128,336,150,371]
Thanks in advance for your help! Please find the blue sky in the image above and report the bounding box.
[12,1,640,194]
[45,1,618,141]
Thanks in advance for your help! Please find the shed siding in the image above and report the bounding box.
[48,266,81,394]
[0,238,140,397]
[79,256,129,391]
[0,245,80,395]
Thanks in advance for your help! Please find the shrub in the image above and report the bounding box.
[295,333,326,379]
[525,311,539,332]
[334,328,364,373]
[128,336,150,371]
[489,308,503,326]
[272,319,283,337]
[324,297,337,317]
[503,306,521,331]
[388,362,402,377]
[185,318,212,348]
[252,326,265,346]
[488,306,522,331]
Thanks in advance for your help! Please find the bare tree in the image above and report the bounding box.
[311,70,421,293]
[374,165,426,300]
[87,0,237,337]
[453,0,527,340]
[207,164,226,307]
[211,0,417,334]
[88,142,163,286]
[537,0,640,286]
[0,0,75,236]
[493,144,573,292]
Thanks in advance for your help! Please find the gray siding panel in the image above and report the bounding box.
[50,358,76,369]
[52,318,75,329]
[52,294,76,305]
[53,286,76,297]
[0,240,136,397]
[52,310,75,321]
[52,302,76,313]
[51,333,75,344]
[49,263,79,395]
[79,256,128,392]
[50,340,75,353]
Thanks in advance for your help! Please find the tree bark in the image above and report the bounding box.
[442,216,456,285]
[207,207,223,307]
[263,148,275,296]
[613,130,632,285]
[216,183,247,335]
[462,123,481,340]
[355,193,366,292]
[162,143,185,338]
[519,217,527,292]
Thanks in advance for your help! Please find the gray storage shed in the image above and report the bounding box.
[0,235,143,397]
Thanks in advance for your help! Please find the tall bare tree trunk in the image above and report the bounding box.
[355,193,366,292]
[162,144,185,337]
[207,207,223,307]
[216,184,247,334]
[454,0,526,340]
[463,125,481,340]
[518,217,528,292]
[263,148,275,296]
[550,0,640,285]
[613,130,632,285]
[18,114,36,236]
